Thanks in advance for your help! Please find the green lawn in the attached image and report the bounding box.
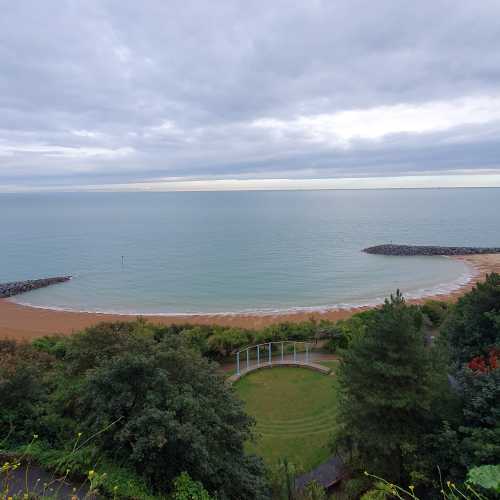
[234,367,338,472]
[317,360,339,370]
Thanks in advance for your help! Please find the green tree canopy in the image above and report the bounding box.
[441,273,500,366]
[331,291,433,484]
[69,335,269,499]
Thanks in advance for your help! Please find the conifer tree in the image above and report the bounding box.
[332,290,433,483]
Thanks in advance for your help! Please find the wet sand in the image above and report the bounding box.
[1,254,500,341]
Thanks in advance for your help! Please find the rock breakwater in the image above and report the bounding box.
[0,276,71,298]
[363,244,500,256]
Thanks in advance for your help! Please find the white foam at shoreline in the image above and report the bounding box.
[8,259,479,317]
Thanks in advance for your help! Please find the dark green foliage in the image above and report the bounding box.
[0,324,270,499]
[31,335,67,358]
[421,299,450,327]
[441,273,500,366]
[332,291,433,484]
[0,340,54,442]
[323,314,372,353]
[153,319,335,360]
[63,320,155,375]
[171,472,214,499]
[458,368,500,467]
[324,331,348,353]
[75,340,268,498]
[435,273,500,477]
[267,458,300,500]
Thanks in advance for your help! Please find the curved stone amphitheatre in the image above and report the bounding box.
[228,340,332,383]
[228,359,331,383]
[0,276,71,298]
[363,244,500,256]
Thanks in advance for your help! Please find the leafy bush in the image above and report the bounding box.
[441,273,500,366]
[421,300,450,327]
[0,340,54,442]
[171,472,214,500]
[467,464,500,494]
[0,327,270,499]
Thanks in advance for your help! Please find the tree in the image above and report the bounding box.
[331,291,433,484]
[0,340,53,442]
[441,273,500,367]
[75,338,269,499]
[439,274,500,471]
[458,364,500,467]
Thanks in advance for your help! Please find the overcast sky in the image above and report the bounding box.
[2,0,500,191]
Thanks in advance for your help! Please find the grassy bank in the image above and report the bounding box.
[235,367,338,471]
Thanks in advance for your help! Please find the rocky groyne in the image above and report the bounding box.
[363,244,500,256]
[0,276,71,298]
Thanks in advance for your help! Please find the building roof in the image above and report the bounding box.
[295,455,345,491]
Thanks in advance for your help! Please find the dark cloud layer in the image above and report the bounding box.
[1,0,500,189]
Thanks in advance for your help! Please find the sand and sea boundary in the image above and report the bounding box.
[1,250,500,340]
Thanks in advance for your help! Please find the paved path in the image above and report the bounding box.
[4,464,95,499]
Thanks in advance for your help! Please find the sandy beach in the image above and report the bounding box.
[1,253,500,341]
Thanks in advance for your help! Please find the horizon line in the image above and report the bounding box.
[2,172,500,193]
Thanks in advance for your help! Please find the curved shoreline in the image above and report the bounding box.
[1,254,499,340]
[8,257,476,316]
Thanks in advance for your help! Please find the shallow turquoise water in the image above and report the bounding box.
[1,188,499,314]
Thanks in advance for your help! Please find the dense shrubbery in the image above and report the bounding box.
[332,274,500,499]
[323,312,373,353]
[0,340,53,442]
[441,273,500,365]
[2,275,498,499]
[153,319,329,360]
[421,299,451,327]
[435,274,500,478]
[1,324,269,499]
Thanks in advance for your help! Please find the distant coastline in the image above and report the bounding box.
[1,253,500,341]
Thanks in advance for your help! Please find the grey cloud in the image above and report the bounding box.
[1,0,500,189]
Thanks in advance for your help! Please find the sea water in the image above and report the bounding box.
[1,188,499,314]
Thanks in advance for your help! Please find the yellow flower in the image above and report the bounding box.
[409,485,415,491]
[77,432,82,437]
[88,469,95,478]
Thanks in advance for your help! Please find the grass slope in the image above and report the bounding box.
[235,367,338,472]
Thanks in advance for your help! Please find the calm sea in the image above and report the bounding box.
[1,188,499,314]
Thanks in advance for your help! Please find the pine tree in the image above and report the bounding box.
[332,290,433,483]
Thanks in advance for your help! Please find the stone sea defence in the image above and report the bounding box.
[363,244,500,256]
[0,276,71,298]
